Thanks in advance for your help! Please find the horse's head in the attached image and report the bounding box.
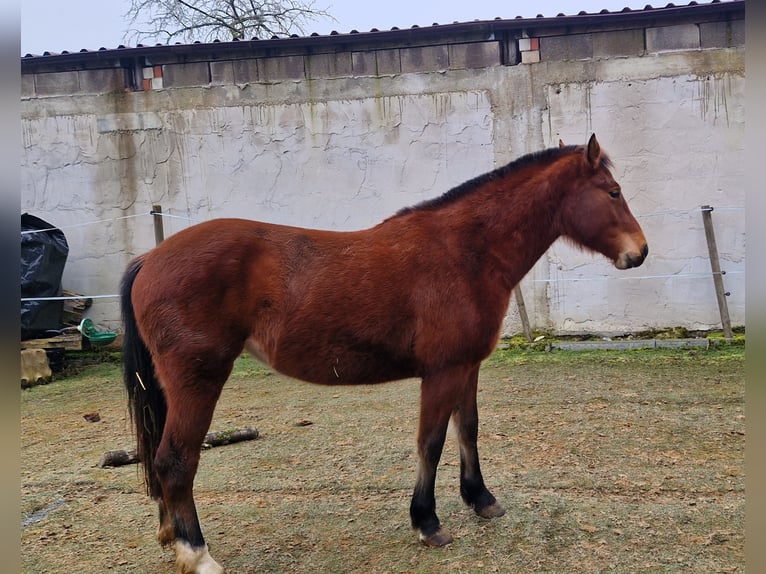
[558,135,648,270]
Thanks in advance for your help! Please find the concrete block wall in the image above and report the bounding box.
[23,68,131,96]
[20,3,745,336]
[151,42,499,89]
[525,19,744,64]
[20,18,743,97]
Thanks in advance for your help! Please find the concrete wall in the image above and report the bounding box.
[20,5,745,336]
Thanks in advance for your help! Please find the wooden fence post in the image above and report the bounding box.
[152,204,165,246]
[514,285,533,342]
[700,205,733,341]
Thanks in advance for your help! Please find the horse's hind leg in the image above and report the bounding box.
[153,359,230,574]
[453,366,505,520]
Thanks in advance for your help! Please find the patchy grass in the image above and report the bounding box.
[21,346,744,573]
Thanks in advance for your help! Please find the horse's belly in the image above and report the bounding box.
[272,344,417,386]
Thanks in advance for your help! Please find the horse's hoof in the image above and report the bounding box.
[419,527,454,547]
[475,501,506,519]
[174,541,225,574]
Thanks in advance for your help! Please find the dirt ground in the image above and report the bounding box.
[21,345,744,573]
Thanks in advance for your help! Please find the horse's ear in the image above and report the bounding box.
[586,134,601,168]
[558,139,565,148]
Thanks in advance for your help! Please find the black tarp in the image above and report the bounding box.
[21,214,69,340]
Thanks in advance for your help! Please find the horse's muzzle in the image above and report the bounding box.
[616,243,649,269]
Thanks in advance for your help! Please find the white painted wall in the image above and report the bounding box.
[21,49,745,336]
[530,67,745,334]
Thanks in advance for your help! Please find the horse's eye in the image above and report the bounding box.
[609,190,621,199]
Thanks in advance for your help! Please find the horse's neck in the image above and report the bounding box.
[463,173,566,290]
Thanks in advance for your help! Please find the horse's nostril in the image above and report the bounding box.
[641,244,649,258]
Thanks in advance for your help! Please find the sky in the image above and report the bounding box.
[18,0,697,56]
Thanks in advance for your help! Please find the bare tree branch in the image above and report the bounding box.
[123,0,335,45]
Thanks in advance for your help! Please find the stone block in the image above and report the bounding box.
[163,62,210,87]
[376,49,401,74]
[305,52,353,79]
[593,29,644,58]
[541,34,593,61]
[700,20,745,49]
[351,51,377,76]
[449,42,501,69]
[141,65,162,90]
[34,71,79,95]
[78,68,129,94]
[210,61,234,84]
[518,38,539,52]
[401,45,449,73]
[259,55,305,81]
[646,23,700,52]
[21,349,51,387]
[21,74,35,97]
[232,59,259,83]
[521,50,540,64]
[730,19,745,47]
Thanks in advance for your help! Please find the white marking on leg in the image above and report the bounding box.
[174,541,224,574]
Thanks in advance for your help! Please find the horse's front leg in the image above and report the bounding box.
[410,366,472,547]
[453,366,506,519]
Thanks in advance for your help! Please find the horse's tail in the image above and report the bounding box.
[121,257,166,499]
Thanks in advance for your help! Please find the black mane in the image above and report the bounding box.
[393,144,609,218]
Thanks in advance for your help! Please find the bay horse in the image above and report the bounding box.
[121,134,647,573]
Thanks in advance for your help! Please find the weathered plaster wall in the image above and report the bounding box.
[21,15,745,336]
[526,56,745,334]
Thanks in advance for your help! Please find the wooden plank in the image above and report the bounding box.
[61,289,92,326]
[21,332,82,351]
